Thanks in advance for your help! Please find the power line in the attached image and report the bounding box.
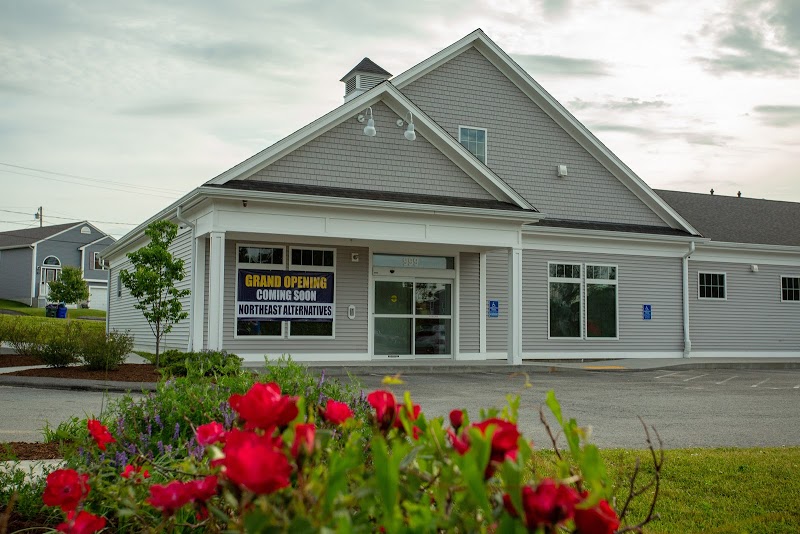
[0,162,187,195]
[0,168,181,200]
[0,209,137,226]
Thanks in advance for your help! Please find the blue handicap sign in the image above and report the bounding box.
[642,304,652,320]
[488,300,499,318]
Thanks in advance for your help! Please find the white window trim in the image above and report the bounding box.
[547,262,584,340]
[235,243,287,269]
[697,271,727,301]
[234,243,288,340]
[287,246,336,339]
[585,263,619,341]
[117,272,122,298]
[458,125,488,165]
[42,255,61,266]
[93,252,107,270]
[780,275,800,303]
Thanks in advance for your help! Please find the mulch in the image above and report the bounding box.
[0,441,64,461]
[5,363,161,382]
[0,354,45,368]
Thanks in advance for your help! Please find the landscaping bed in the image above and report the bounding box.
[1,442,63,460]
[0,354,44,368]
[5,363,160,382]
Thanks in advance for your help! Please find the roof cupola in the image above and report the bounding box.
[340,58,391,102]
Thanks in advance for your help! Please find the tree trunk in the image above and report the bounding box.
[155,325,161,368]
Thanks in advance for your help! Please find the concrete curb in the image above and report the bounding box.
[0,375,157,393]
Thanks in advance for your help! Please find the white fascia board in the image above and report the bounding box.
[101,189,206,261]
[392,30,699,235]
[201,186,541,224]
[691,241,800,266]
[523,227,705,258]
[523,224,707,245]
[203,82,532,210]
[78,235,115,250]
[698,240,800,255]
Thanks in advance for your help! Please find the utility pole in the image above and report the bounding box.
[34,206,42,227]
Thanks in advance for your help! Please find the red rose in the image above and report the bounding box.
[291,423,316,460]
[504,479,580,528]
[121,464,149,480]
[447,429,470,454]
[367,390,397,430]
[449,409,464,430]
[221,429,291,494]
[86,419,115,451]
[56,510,106,534]
[196,422,227,446]
[394,403,421,431]
[322,399,353,425]
[473,418,521,464]
[147,480,193,514]
[42,469,90,512]
[187,475,218,502]
[228,383,298,431]
[574,497,620,534]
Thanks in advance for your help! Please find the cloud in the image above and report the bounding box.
[589,122,733,146]
[167,41,289,72]
[753,105,800,127]
[541,0,572,19]
[569,97,670,111]
[118,98,241,117]
[693,1,800,76]
[513,54,611,77]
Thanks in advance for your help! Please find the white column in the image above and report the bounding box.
[207,231,225,351]
[192,236,207,351]
[507,247,523,365]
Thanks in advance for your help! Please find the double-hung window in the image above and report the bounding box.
[698,272,726,299]
[548,263,619,339]
[93,252,107,270]
[458,126,487,164]
[781,276,800,302]
[288,247,335,337]
[236,245,285,337]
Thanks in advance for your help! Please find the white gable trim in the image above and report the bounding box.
[78,235,115,250]
[204,83,533,211]
[391,30,700,235]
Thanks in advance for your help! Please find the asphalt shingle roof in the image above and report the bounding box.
[207,180,529,212]
[0,222,82,248]
[531,219,692,237]
[339,57,392,81]
[656,190,800,247]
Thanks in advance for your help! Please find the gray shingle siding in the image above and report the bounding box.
[689,261,800,352]
[459,252,480,352]
[221,241,369,355]
[522,250,683,353]
[0,248,33,305]
[249,101,495,201]
[401,47,668,227]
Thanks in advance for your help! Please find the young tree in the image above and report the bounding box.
[120,220,190,367]
[47,266,90,313]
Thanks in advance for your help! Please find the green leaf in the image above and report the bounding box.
[545,390,563,426]
[372,435,399,529]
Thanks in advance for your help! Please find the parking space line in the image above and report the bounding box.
[655,372,681,379]
[794,385,799,389]
[751,378,770,388]
[683,374,708,382]
[715,376,737,385]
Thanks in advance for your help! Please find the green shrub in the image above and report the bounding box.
[80,330,134,371]
[158,349,243,377]
[35,320,84,368]
[1,315,44,355]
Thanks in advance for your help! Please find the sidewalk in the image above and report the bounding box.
[2,355,800,391]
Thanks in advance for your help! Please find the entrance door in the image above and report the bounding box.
[373,279,452,359]
[40,267,60,299]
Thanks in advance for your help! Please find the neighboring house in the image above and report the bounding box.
[0,222,115,310]
[102,29,799,360]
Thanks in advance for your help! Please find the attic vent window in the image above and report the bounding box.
[459,126,487,164]
[81,226,91,234]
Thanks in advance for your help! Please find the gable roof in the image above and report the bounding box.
[655,190,800,247]
[205,81,535,210]
[340,57,392,81]
[391,29,700,236]
[0,222,83,249]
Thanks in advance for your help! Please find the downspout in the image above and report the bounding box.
[176,206,196,351]
[682,241,695,358]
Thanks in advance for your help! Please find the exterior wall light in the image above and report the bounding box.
[359,107,376,137]
[403,112,416,141]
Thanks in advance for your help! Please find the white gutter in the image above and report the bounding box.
[175,205,196,352]
[682,241,695,357]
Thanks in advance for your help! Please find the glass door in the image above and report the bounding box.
[40,268,60,299]
[373,279,452,358]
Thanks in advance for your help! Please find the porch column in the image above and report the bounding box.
[192,236,207,351]
[507,247,523,365]
[208,231,225,351]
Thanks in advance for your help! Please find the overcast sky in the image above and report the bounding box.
[1,0,798,238]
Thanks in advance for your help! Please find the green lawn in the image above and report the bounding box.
[0,298,106,319]
[533,447,800,533]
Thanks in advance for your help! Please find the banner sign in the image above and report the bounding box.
[236,269,334,321]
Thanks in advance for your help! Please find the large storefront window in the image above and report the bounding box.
[235,244,335,338]
[548,263,582,338]
[586,265,618,338]
[548,263,619,339]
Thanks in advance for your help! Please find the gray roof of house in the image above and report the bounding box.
[207,180,530,212]
[655,190,800,247]
[531,219,692,237]
[340,57,392,81]
[0,222,82,248]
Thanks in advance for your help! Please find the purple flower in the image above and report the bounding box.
[173,423,180,442]
[154,414,163,430]
[115,451,128,467]
[156,441,164,456]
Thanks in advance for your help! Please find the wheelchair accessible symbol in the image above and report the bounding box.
[488,300,499,318]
